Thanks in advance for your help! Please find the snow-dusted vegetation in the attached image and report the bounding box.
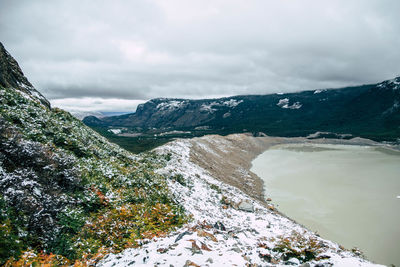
[0,86,187,265]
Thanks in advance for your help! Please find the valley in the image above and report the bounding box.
[0,41,397,266]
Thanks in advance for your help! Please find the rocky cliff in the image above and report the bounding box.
[0,42,50,107]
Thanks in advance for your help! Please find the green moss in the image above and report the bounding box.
[0,196,26,265]
[171,173,187,186]
[210,184,222,194]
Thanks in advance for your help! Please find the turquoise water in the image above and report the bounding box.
[251,144,400,266]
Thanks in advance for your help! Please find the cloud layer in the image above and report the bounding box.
[1,0,400,111]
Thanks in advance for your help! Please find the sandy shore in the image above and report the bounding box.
[187,133,381,203]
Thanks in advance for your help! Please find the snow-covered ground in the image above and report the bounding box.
[99,139,383,267]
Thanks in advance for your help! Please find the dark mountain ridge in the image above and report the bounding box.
[84,78,400,141]
[0,42,50,107]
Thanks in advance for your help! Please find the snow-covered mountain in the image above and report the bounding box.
[84,77,400,142]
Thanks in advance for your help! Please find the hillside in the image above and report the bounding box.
[84,78,400,142]
[0,42,186,265]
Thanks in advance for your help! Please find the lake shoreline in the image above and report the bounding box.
[251,141,400,266]
[186,133,399,265]
[187,133,386,204]
[101,134,383,266]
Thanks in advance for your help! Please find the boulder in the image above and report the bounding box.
[238,199,254,212]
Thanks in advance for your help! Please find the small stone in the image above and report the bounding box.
[286,258,300,265]
[175,231,191,243]
[259,252,272,262]
[197,229,218,242]
[238,199,254,212]
[316,254,331,260]
[213,221,226,231]
[232,202,239,209]
[190,240,203,255]
[266,198,272,201]
[183,260,200,267]
[201,241,212,251]
[231,247,242,253]
[300,263,311,267]
[157,247,168,253]
[206,258,213,263]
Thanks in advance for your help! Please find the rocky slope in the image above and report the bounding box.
[99,135,383,267]
[0,42,186,265]
[84,77,400,142]
[0,42,49,107]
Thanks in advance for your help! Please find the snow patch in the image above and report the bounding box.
[108,129,122,134]
[200,103,218,113]
[378,77,400,90]
[200,99,243,113]
[157,100,186,111]
[222,99,243,108]
[277,98,302,109]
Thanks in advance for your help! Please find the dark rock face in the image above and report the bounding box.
[0,42,50,108]
[84,78,400,141]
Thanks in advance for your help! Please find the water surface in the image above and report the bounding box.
[251,144,400,266]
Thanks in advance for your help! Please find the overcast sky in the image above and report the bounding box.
[1,0,400,112]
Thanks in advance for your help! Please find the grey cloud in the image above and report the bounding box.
[1,0,400,108]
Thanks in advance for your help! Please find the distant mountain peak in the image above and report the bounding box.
[376,76,400,91]
[0,42,50,107]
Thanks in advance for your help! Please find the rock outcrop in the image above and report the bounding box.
[0,42,50,107]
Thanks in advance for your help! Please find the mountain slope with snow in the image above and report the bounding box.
[84,77,400,142]
[0,42,186,265]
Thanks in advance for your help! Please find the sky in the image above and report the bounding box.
[1,0,400,113]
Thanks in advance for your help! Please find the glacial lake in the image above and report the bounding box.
[251,144,400,266]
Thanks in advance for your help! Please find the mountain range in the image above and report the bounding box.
[84,77,400,142]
